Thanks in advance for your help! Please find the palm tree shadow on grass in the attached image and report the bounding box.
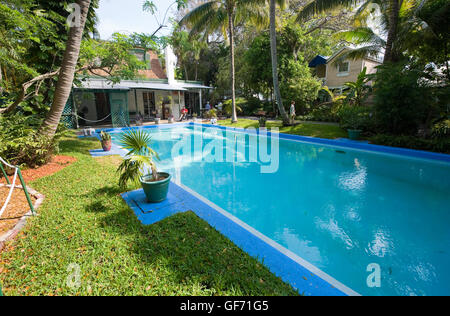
[96,200,298,296]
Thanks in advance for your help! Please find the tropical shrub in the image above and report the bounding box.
[205,109,218,119]
[344,67,372,107]
[369,134,450,154]
[372,62,441,135]
[0,113,64,167]
[432,120,450,139]
[307,104,339,122]
[223,99,244,117]
[338,105,372,131]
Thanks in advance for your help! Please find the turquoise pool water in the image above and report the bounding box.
[111,125,450,296]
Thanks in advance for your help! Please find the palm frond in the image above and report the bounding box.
[116,129,160,188]
[335,26,385,46]
[180,1,217,28]
[236,2,269,29]
[189,6,227,37]
[297,0,362,22]
[117,129,152,156]
[345,45,382,60]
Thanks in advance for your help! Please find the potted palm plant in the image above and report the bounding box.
[100,131,112,151]
[117,130,171,203]
[259,117,267,129]
[338,105,367,140]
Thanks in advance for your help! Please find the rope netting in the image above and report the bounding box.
[0,157,35,218]
[0,159,18,218]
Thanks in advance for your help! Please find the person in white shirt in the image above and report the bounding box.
[290,101,296,125]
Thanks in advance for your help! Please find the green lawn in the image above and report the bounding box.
[218,119,347,139]
[0,135,297,296]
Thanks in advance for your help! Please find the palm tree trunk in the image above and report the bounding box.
[269,0,289,125]
[383,0,400,63]
[228,9,238,123]
[195,63,198,81]
[184,64,189,81]
[39,0,91,138]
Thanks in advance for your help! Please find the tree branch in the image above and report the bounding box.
[0,64,115,115]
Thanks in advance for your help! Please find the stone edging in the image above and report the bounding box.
[0,184,45,252]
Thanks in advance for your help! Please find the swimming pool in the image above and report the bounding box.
[111,124,450,296]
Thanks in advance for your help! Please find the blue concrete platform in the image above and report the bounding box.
[89,144,127,158]
[121,182,354,296]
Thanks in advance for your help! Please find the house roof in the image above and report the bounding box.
[309,46,382,67]
[308,55,328,68]
[74,78,212,91]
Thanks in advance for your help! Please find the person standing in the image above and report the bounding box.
[290,101,296,125]
[205,101,211,111]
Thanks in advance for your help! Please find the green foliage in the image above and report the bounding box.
[128,33,158,51]
[279,59,322,113]
[305,104,340,122]
[78,33,147,84]
[0,113,65,167]
[344,67,372,107]
[243,34,273,94]
[223,99,244,116]
[0,0,100,111]
[168,23,208,81]
[230,18,333,113]
[337,105,372,131]
[372,62,443,135]
[369,134,450,154]
[404,0,450,76]
[205,109,218,119]
[117,130,160,188]
[259,117,267,128]
[100,131,111,142]
[432,120,450,139]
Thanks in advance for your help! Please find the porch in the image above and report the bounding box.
[62,78,211,128]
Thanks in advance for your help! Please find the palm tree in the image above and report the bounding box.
[297,0,405,63]
[269,0,290,125]
[180,0,264,123]
[39,0,92,138]
[383,0,399,63]
[117,129,160,188]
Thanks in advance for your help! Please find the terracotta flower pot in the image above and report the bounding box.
[102,140,112,152]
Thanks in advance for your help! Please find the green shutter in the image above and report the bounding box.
[145,52,151,70]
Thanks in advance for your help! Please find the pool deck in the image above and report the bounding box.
[86,122,450,297]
